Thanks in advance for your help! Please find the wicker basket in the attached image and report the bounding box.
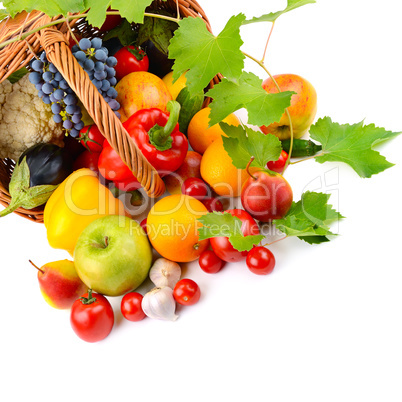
[0,0,215,223]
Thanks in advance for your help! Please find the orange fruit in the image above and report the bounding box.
[200,139,249,197]
[147,194,209,262]
[187,107,240,154]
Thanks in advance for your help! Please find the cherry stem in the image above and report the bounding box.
[29,259,44,274]
[246,156,257,180]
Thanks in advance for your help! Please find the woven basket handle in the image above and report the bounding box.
[40,27,165,198]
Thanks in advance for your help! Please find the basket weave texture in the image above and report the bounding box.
[0,0,213,223]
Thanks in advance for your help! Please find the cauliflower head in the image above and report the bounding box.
[0,74,65,160]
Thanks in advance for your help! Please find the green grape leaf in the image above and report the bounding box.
[310,117,401,178]
[273,191,344,244]
[0,9,10,20]
[243,0,316,25]
[220,122,282,169]
[103,19,138,47]
[207,71,293,127]
[84,0,157,28]
[137,14,178,54]
[3,0,84,18]
[169,13,246,97]
[198,212,264,252]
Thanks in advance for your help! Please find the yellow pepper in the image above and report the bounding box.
[44,168,127,255]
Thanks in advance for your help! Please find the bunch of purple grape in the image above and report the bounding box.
[29,37,120,137]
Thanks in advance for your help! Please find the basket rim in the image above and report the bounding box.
[0,0,215,223]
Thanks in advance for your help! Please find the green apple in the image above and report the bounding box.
[74,215,152,296]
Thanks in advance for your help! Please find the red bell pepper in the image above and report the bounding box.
[98,101,188,188]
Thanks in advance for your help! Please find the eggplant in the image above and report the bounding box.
[141,39,174,78]
[18,143,74,187]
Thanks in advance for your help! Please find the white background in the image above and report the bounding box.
[1,0,401,401]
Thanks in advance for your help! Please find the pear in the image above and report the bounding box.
[29,260,87,309]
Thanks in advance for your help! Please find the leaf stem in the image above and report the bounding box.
[261,235,288,247]
[242,50,295,170]
[290,152,325,165]
[261,21,275,64]
[0,12,180,50]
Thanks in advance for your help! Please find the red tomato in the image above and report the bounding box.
[267,150,289,173]
[98,140,134,181]
[199,250,225,274]
[113,176,142,192]
[181,177,208,199]
[114,46,149,81]
[70,290,114,343]
[73,150,100,172]
[246,246,276,275]
[78,125,105,153]
[121,292,146,322]
[210,209,260,263]
[202,197,224,212]
[173,279,201,306]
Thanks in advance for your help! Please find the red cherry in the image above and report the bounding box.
[181,177,208,199]
[202,197,224,212]
[246,246,276,275]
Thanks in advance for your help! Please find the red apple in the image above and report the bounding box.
[260,74,317,140]
[241,170,293,222]
[210,209,260,262]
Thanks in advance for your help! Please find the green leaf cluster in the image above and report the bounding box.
[273,191,344,244]
[198,212,264,252]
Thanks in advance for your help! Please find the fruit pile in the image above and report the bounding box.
[0,3,400,343]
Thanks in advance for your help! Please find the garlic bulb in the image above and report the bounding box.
[149,258,181,288]
[141,286,178,321]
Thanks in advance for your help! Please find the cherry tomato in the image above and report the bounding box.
[70,290,114,343]
[246,246,276,275]
[199,250,225,274]
[210,209,260,263]
[78,125,105,153]
[202,197,224,212]
[181,177,208,199]
[121,292,146,322]
[114,46,149,81]
[173,279,201,306]
[267,150,289,173]
[140,218,148,234]
[73,150,100,172]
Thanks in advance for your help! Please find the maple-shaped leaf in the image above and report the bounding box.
[310,117,401,178]
[169,14,245,96]
[84,0,159,27]
[3,0,84,17]
[207,72,293,127]
[273,191,344,244]
[243,0,316,25]
[198,212,264,252]
[220,122,282,169]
